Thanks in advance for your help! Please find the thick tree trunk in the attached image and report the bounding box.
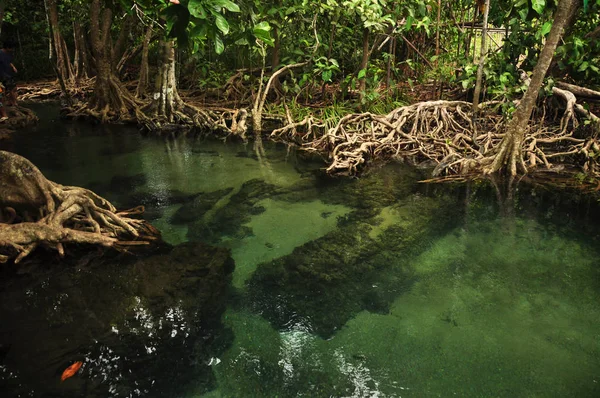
[486,0,580,175]
[88,0,139,121]
[136,25,153,99]
[147,40,184,121]
[45,0,74,84]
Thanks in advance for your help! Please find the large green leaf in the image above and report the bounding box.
[253,21,273,44]
[215,13,230,35]
[214,34,224,54]
[212,0,240,12]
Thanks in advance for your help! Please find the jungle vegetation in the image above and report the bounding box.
[2,0,599,174]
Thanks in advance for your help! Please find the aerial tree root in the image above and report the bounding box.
[141,100,248,139]
[272,93,600,177]
[0,151,159,264]
[273,100,501,175]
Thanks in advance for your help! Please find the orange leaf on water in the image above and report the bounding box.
[61,361,83,382]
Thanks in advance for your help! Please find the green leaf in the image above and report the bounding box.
[357,69,366,79]
[322,70,333,82]
[541,21,552,36]
[188,0,207,19]
[215,13,230,35]
[532,0,545,14]
[214,34,224,54]
[212,0,240,12]
[254,21,271,31]
[518,8,528,21]
[329,58,339,68]
[578,62,589,72]
[253,22,273,44]
[405,15,414,31]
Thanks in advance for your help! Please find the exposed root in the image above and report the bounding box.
[0,151,159,264]
[273,89,600,178]
[273,100,500,175]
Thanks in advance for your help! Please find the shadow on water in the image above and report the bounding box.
[1,103,600,397]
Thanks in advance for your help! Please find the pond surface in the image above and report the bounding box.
[1,103,600,397]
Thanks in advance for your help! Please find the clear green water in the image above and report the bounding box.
[1,104,599,397]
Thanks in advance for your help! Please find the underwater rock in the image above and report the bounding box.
[246,194,459,338]
[0,241,234,397]
[170,187,233,224]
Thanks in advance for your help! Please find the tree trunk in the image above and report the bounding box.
[486,0,580,175]
[358,28,370,100]
[136,25,153,99]
[112,14,133,70]
[88,0,139,121]
[147,40,184,121]
[73,21,91,82]
[472,0,490,110]
[45,0,74,84]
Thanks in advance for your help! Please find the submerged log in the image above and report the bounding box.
[0,150,159,264]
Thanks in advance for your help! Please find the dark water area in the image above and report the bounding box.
[1,103,599,397]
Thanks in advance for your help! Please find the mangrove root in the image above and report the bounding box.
[0,150,159,264]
